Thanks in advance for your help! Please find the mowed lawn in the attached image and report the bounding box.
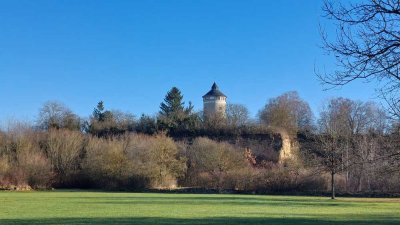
[0,191,400,225]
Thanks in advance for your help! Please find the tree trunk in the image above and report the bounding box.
[358,167,363,192]
[345,146,349,191]
[331,171,335,200]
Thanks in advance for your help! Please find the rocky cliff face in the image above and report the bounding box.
[278,130,299,163]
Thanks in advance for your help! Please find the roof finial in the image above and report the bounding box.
[212,82,218,90]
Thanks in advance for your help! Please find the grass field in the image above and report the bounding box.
[0,191,399,225]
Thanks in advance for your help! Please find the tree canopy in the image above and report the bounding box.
[259,91,313,135]
[158,87,197,135]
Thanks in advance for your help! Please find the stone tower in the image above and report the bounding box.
[202,82,227,117]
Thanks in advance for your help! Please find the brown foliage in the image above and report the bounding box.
[125,134,186,188]
[259,91,313,136]
[0,125,53,189]
[82,134,186,189]
[45,129,84,186]
[186,137,248,190]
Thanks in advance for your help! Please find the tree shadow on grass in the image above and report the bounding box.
[1,217,400,225]
[63,195,357,208]
[82,199,348,208]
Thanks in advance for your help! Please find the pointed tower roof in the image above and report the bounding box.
[202,82,227,98]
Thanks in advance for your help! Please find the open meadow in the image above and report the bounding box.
[0,191,399,225]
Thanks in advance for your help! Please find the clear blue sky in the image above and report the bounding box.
[0,0,380,124]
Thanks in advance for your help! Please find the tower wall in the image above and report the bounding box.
[203,96,226,117]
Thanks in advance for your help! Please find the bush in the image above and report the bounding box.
[82,136,136,189]
[125,134,187,188]
[18,150,53,189]
[186,137,248,190]
[82,134,186,190]
[254,164,327,193]
[0,126,53,189]
[45,129,84,186]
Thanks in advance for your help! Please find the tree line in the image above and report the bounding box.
[0,86,399,198]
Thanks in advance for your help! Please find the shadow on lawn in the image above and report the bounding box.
[1,217,400,225]
[71,196,353,208]
[19,194,367,209]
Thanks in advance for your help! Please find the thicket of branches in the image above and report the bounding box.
[316,0,400,197]
[319,0,400,118]
[0,86,399,196]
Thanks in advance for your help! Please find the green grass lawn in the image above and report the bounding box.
[0,191,399,225]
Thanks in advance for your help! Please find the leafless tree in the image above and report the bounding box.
[46,129,84,185]
[187,137,247,191]
[316,133,346,199]
[319,98,389,136]
[226,103,250,127]
[259,91,313,136]
[319,0,400,118]
[38,101,81,131]
[352,133,382,192]
[316,97,390,195]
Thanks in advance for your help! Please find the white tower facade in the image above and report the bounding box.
[202,82,227,117]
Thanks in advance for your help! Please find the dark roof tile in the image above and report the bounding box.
[202,82,227,98]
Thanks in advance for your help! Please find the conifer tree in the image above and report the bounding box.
[160,87,186,116]
[158,87,196,135]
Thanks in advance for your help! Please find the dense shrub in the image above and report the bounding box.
[45,129,84,186]
[186,137,248,190]
[82,134,186,190]
[82,136,135,189]
[0,126,53,189]
[125,134,186,188]
[18,150,53,189]
[253,168,328,194]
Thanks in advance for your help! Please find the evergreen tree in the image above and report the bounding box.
[160,87,186,116]
[93,101,105,121]
[86,101,119,137]
[158,87,196,135]
[136,114,158,135]
[93,101,114,122]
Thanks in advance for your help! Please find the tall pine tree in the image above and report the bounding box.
[158,87,197,135]
[160,87,186,116]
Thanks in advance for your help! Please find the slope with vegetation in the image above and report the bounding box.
[0,86,399,198]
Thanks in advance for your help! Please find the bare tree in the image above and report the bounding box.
[112,110,136,132]
[352,133,382,192]
[319,0,400,118]
[46,129,84,185]
[319,98,389,136]
[187,137,246,191]
[38,101,80,131]
[259,91,313,135]
[226,103,250,127]
[315,97,390,195]
[316,134,346,199]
